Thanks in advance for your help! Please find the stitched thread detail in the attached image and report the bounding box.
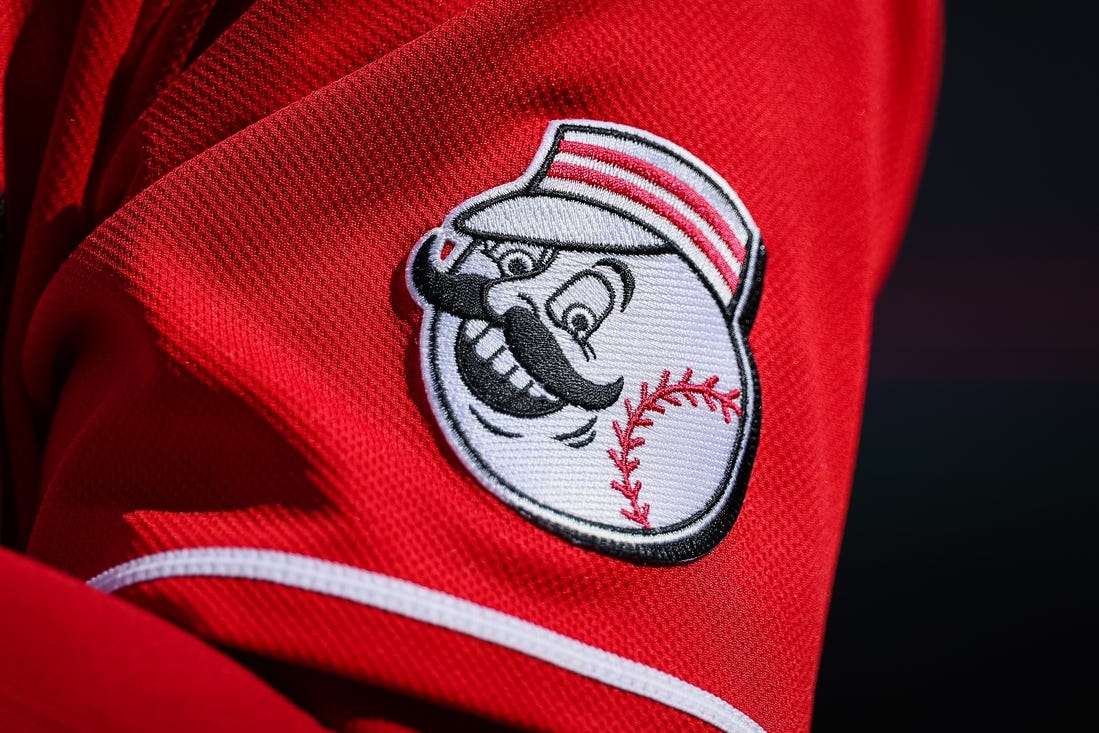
[609,369,742,528]
[406,120,764,562]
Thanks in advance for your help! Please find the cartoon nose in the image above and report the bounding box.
[485,278,539,321]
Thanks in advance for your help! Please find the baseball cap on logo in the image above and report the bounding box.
[454,122,753,311]
[408,120,764,563]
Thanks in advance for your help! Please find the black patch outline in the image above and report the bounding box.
[413,121,766,564]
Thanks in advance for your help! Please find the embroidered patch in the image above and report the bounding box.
[407,120,764,563]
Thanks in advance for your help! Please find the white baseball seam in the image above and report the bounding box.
[88,547,765,733]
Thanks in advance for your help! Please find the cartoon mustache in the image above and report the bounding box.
[411,235,496,321]
[412,237,623,411]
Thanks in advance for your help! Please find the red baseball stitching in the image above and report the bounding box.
[608,369,742,529]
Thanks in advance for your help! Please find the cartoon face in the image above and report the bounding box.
[407,121,763,563]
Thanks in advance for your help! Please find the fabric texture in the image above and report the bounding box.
[0,1,942,731]
[0,547,327,733]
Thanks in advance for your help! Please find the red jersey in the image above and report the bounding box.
[0,1,941,730]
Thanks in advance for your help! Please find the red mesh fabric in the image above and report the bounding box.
[0,547,325,733]
[1,1,941,731]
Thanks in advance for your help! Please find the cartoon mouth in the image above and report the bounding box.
[455,319,564,418]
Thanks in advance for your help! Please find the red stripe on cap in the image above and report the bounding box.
[558,139,747,263]
[547,161,739,296]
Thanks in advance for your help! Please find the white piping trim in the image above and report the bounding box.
[88,547,764,733]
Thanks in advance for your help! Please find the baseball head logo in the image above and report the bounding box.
[407,120,763,563]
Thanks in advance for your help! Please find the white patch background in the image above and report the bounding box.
[409,120,762,558]
[425,250,743,530]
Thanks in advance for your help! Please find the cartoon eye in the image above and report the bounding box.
[547,272,615,344]
[560,304,599,339]
[500,250,538,277]
[480,241,551,278]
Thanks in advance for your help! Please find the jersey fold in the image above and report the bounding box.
[1,1,942,731]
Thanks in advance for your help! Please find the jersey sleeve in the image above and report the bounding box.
[2,2,941,731]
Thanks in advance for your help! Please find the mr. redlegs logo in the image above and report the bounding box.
[407,120,764,563]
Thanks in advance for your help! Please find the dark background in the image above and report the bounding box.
[813,4,1096,731]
